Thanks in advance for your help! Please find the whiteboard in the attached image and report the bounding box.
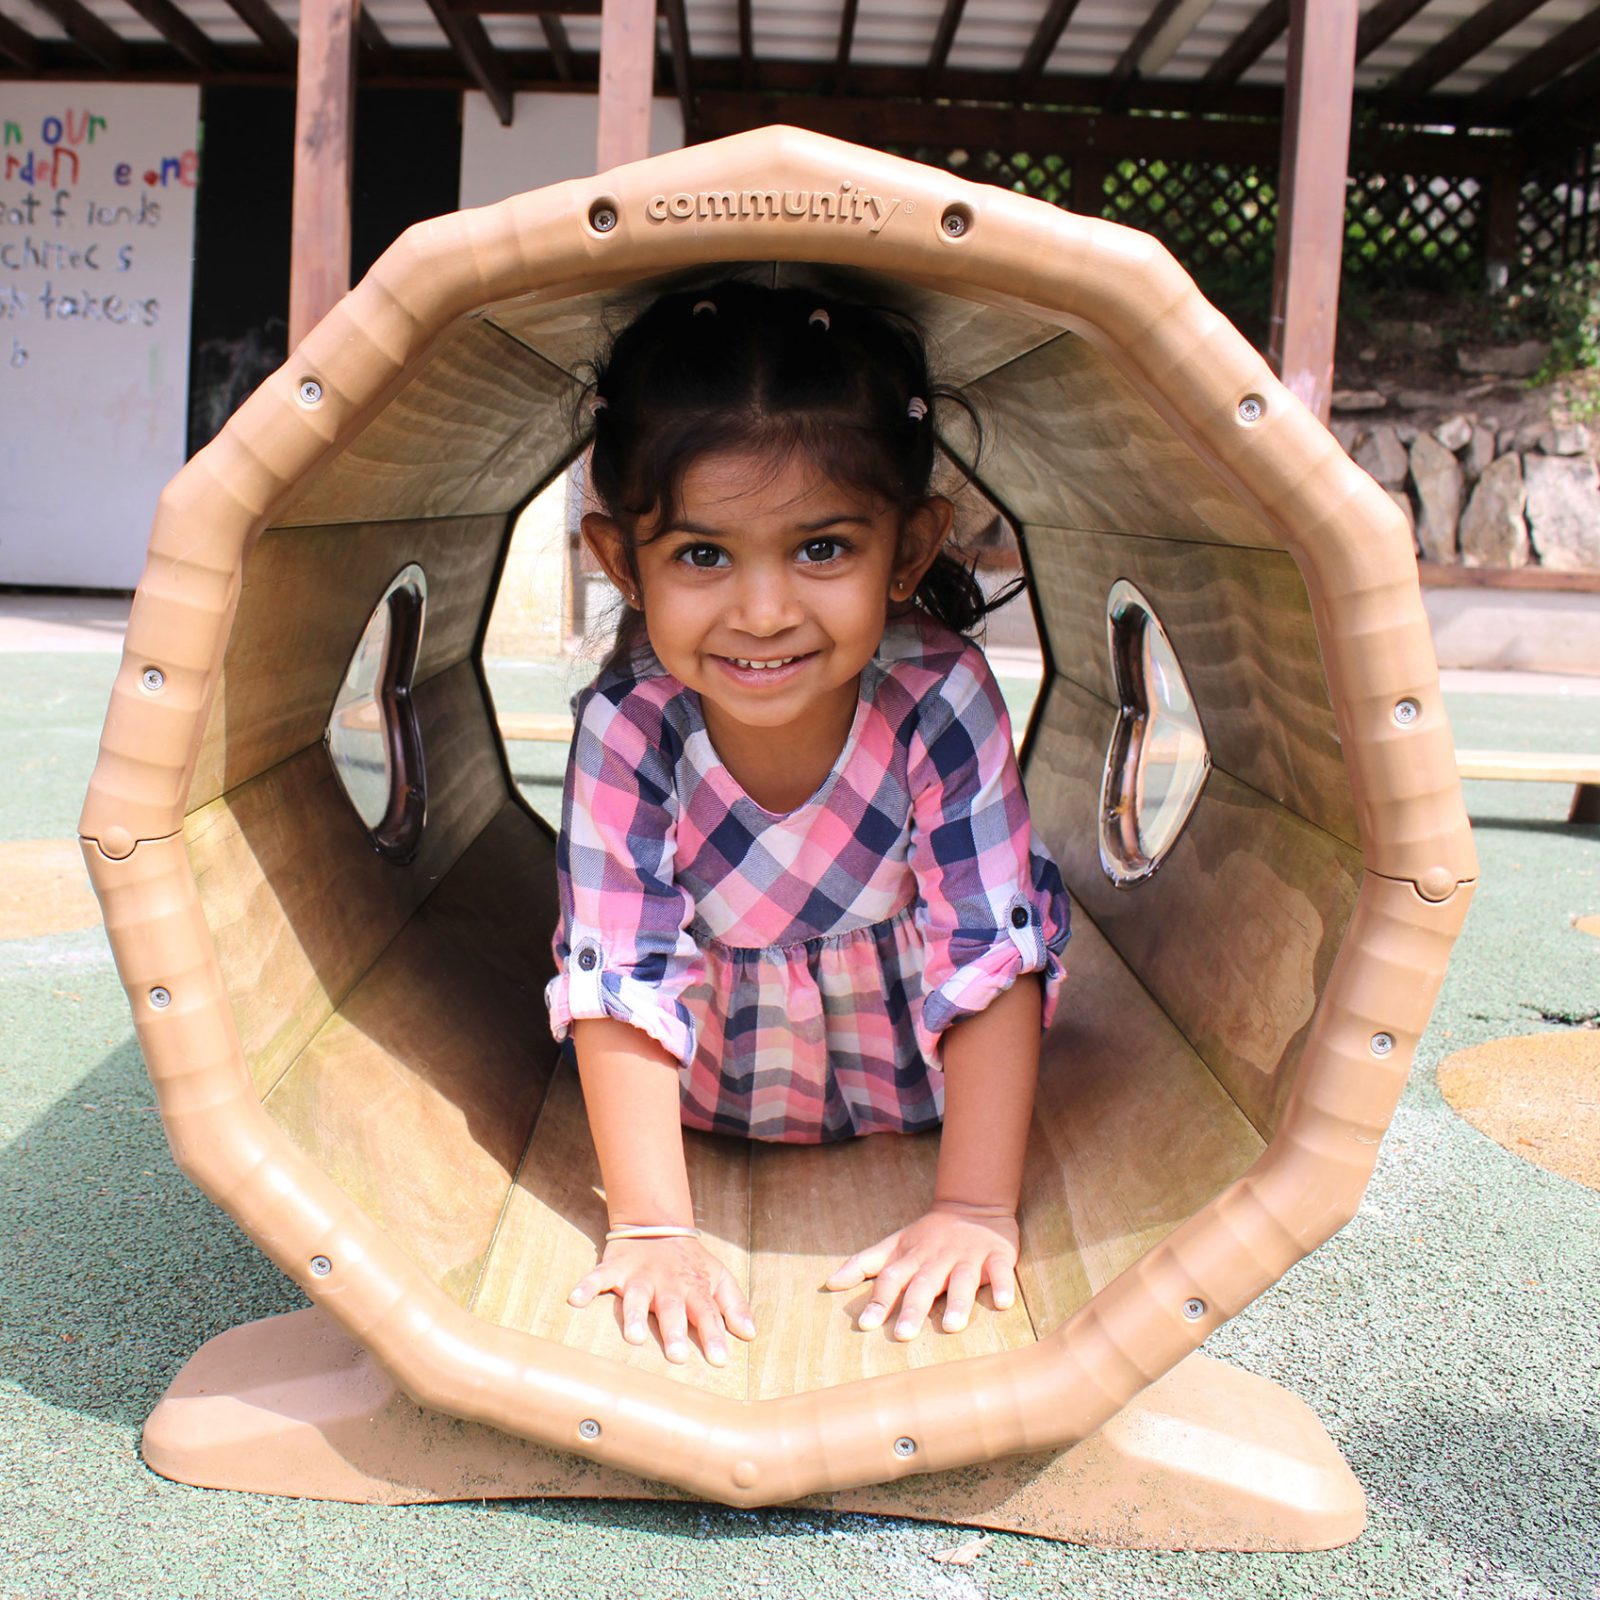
[0,84,200,589]
[460,91,683,210]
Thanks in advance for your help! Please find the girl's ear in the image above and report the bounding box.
[581,512,636,601]
[892,496,956,596]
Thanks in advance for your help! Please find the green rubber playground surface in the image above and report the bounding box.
[2,648,1597,1600]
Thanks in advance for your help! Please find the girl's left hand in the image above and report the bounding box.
[822,1205,1020,1339]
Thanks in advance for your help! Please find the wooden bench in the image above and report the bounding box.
[1455,751,1600,824]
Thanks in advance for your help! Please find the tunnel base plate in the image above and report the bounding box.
[142,1308,1365,1550]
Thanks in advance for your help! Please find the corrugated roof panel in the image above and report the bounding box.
[945,0,1040,73]
[1045,0,1147,77]
[8,0,69,43]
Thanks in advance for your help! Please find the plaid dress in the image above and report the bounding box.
[547,612,1071,1144]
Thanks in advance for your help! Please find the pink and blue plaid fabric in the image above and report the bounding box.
[546,612,1070,1144]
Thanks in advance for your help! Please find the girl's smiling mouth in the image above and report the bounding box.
[713,651,817,685]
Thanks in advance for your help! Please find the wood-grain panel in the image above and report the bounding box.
[185,659,508,1095]
[264,803,557,1305]
[1027,674,1363,1139]
[1019,899,1264,1337]
[1026,528,1358,845]
[971,332,1279,548]
[272,319,580,527]
[745,1129,1037,1399]
[190,514,505,809]
[472,1067,753,1398]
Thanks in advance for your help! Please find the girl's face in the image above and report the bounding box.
[583,448,952,737]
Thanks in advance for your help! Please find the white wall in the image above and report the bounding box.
[460,91,683,209]
[0,84,199,589]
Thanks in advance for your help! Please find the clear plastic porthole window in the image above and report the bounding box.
[1099,578,1211,886]
[326,563,429,863]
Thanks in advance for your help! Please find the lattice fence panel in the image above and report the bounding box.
[1343,171,1482,289]
[1518,142,1600,285]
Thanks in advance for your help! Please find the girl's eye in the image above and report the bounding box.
[677,544,729,569]
[799,537,847,564]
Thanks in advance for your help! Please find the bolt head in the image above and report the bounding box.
[578,1418,602,1440]
[148,986,172,1009]
[943,212,966,236]
[893,1436,917,1457]
[310,1255,332,1277]
[141,667,165,692]
[298,378,323,406]
[591,206,618,233]
[1394,698,1420,726]
[1238,396,1264,424]
[1371,1032,1396,1056]
[1183,1297,1206,1320]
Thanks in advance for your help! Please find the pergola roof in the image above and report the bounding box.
[3,0,1598,143]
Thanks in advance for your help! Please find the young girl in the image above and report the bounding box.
[548,281,1070,1368]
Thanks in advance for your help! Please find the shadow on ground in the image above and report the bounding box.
[0,1036,302,1426]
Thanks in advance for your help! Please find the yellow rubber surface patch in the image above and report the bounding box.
[0,839,101,940]
[1437,1032,1600,1192]
[1576,914,1600,939]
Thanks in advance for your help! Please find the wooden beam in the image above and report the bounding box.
[597,0,654,170]
[357,6,398,75]
[1381,0,1550,104]
[1268,0,1358,425]
[220,0,297,66]
[1468,6,1600,117]
[1108,0,1189,97]
[661,0,692,132]
[925,0,968,96]
[422,0,514,124]
[1019,0,1083,92]
[539,12,575,80]
[26,0,129,71]
[289,0,359,348]
[1520,49,1600,143]
[119,0,224,72]
[1200,0,1289,94]
[0,10,42,71]
[736,0,752,89]
[834,0,859,89]
[1353,0,1431,63]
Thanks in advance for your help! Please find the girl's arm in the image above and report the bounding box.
[823,975,1042,1338]
[566,1017,758,1365]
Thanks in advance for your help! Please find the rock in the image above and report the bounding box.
[1540,423,1593,457]
[1466,426,1497,480]
[1457,341,1550,378]
[1498,429,1519,455]
[1396,422,1419,445]
[1524,455,1600,570]
[1355,423,1410,487]
[1330,418,1365,455]
[1459,455,1530,568]
[1435,414,1474,452]
[1332,389,1388,413]
[1515,423,1546,453]
[1410,434,1463,562]
[1385,488,1416,537]
[1397,389,1456,412]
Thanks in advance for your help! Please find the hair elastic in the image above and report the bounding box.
[906,395,928,421]
[692,298,718,317]
[808,308,831,330]
[588,396,608,417]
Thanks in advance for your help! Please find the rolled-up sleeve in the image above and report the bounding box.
[546,680,706,1069]
[907,643,1070,1068]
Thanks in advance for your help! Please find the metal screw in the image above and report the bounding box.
[141,666,165,693]
[148,986,171,1009]
[893,1436,917,1458]
[578,1418,602,1441]
[1183,1297,1206,1320]
[942,208,967,237]
[1371,1032,1396,1057]
[310,1255,332,1277]
[1393,698,1420,726]
[1237,395,1264,424]
[590,204,618,233]
[298,378,323,406]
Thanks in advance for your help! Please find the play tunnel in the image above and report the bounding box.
[80,128,1476,1539]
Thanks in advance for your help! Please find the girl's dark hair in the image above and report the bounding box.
[581,280,1020,650]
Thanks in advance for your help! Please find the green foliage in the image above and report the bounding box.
[1511,260,1600,382]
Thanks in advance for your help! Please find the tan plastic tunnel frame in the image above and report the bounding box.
[80,127,1477,1511]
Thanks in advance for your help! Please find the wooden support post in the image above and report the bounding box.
[1267,0,1357,426]
[1483,160,1524,295]
[597,0,655,174]
[289,0,360,348]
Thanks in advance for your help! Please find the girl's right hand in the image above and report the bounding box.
[567,1236,757,1367]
